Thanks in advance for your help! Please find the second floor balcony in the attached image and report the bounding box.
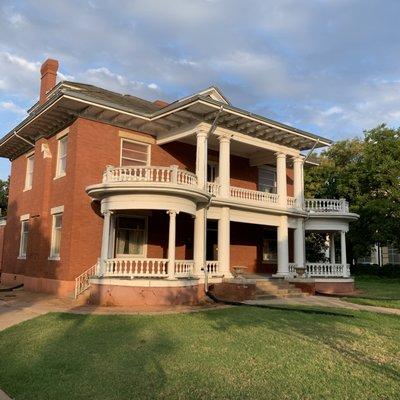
[96,164,353,216]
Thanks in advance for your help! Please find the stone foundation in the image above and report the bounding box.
[289,278,354,295]
[208,281,256,302]
[1,272,75,297]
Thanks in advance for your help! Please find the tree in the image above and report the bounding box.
[0,177,9,216]
[304,124,400,261]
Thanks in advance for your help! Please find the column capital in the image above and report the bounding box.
[166,210,179,216]
[217,133,233,143]
[275,152,287,159]
[292,155,304,164]
[196,129,208,138]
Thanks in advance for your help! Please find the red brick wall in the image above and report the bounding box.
[0,224,5,271]
[1,115,297,292]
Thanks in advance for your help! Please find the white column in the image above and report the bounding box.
[330,233,336,263]
[167,210,177,280]
[196,130,208,190]
[276,216,289,276]
[193,206,206,276]
[218,134,231,197]
[294,219,305,268]
[340,231,347,266]
[100,210,111,276]
[293,156,304,208]
[276,152,287,207]
[218,207,232,277]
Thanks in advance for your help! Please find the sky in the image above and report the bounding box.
[1,0,400,179]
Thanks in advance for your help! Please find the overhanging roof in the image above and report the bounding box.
[0,81,332,160]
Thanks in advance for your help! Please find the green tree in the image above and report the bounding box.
[304,124,400,261]
[0,177,9,215]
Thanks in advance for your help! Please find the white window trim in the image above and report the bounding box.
[258,165,277,194]
[115,215,148,258]
[23,153,35,192]
[18,216,30,259]
[49,207,63,260]
[120,138,151,167]
[54,134,68,180]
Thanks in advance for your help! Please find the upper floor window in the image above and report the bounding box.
[258,166,277,193]
[24,154,34,191]
[18,215,29,259]
[121,139,150,166]
[207,162,219,183]
[55,135,68,178]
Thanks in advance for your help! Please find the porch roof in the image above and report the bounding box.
[0,81,332,160]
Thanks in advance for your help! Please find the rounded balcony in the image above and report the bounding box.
[86,165,210,215]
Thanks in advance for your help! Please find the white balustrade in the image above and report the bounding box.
[230,186,279,205]
[175,260,194,277]
[103,165,198,187]
[288,263,296,274]
[287,197,297,208]
[207,182,220,196]
[104,258,168,277]
[205,260,219,275]
[74,262,98,298]
[304,263,350,277]
[304,198,349,213]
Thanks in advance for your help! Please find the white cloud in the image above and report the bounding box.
[0,100,26,115]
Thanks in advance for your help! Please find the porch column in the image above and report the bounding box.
[276,152,287,207]
[196,129,208,190]
[330,233,336,263]
[293,156,304,208]
[340,230,347,266]
[193,206,206,276]
[100,210,112,276]
[167,210,177,280]
[218,207,232,277]
[276,216,289,276]
[294,219,305,268]
[218,134,231,197]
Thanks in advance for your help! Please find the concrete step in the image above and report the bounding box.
[253,279,307,299]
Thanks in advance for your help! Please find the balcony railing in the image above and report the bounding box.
[103,165,198,187]
[289,263,350,278]
[103,258,195,278]
[304,198,349,213]
[230,186,279,204]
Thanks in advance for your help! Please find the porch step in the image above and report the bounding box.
[253,278,307,300]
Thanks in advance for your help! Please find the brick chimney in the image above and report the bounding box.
[39,59,59,104]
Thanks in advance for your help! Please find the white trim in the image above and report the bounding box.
[54,134,68,179]
[18,219,29,259]
[49,211,63,260]
[120,138,151,167]
[23,153,35,191]
[20,214,30,221]
[25,150,35,158]
[56,127,69,140]
[50,205,64,215]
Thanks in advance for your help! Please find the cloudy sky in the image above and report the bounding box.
[1,0,400,179]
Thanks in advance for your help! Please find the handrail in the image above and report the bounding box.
[103,165,198,187]
[304,198,349,213]
[75,263,98,298]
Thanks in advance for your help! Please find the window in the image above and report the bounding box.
[262,238,277,263]
[120,139,150,166]
[115,216,146,257]
[19,218,29,259]
[55,135,68,178]
[258,166,277,193]
[50,213,63,259]
[207,162,219,183]
[24,154,34,190]
[388,245,400,265]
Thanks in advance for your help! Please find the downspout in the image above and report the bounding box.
[203,106,224,293]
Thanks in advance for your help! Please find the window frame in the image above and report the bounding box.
[24,153,35,191]
[49,208,63,260]
[55,135,68,179]
[18,215,30,259]
[114,215,148,258]
[258,165,277,194]
[120,138,150,167]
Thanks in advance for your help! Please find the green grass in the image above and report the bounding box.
[0,307,399,400]
[344,276,400,309]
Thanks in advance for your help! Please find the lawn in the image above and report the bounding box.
[0,307,399,400]
[343,276,400,309]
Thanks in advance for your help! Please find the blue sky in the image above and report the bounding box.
[1,0,400,179]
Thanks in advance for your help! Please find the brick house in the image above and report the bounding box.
[0,59,358,305]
